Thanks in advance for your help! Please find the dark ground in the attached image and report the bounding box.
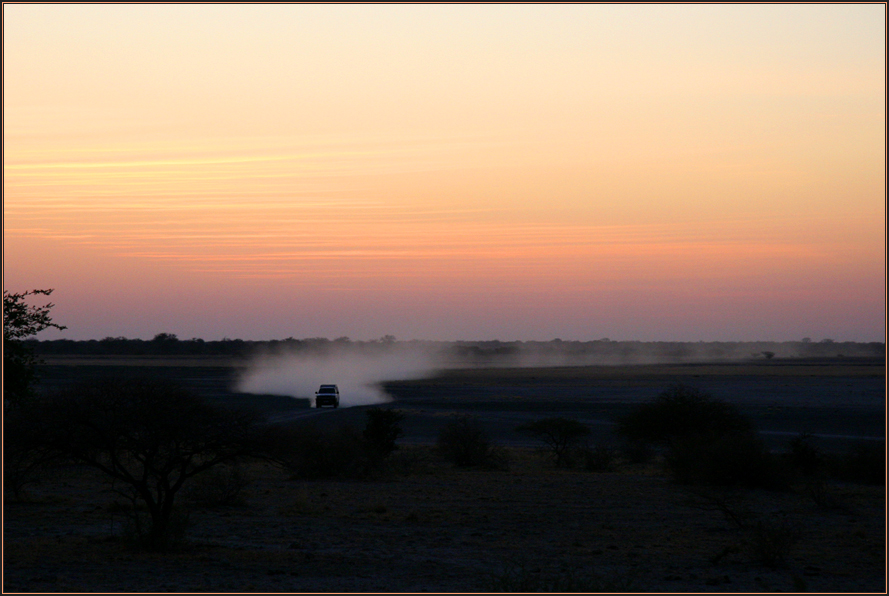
[4,355,884,592]
[33,355,886,453]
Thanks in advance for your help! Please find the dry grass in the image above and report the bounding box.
[13,355,884,591]
[4,447,884,593]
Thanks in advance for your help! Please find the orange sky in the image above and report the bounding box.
[3,4,885,341]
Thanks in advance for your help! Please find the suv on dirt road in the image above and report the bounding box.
[315,384,340,408]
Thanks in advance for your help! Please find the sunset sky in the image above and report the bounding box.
[4,4,885,342]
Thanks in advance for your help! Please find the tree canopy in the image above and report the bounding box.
[45,377,264,550]
[616,383,752,446]
[3,289,66,409]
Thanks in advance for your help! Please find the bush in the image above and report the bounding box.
[515,417,591,468]
[270,423,378,480]
[830,441,885,485]
[185,463,250,507]
[785,434,835,505]
[621,440,654,465]
[123,506,191,552]
[667,431,783,489]
[363,407,404,457]
[788,433,825,477]
[3,394,66,499]
[685,488,801,568]
[437,416,498,468]
[266,412,408,481]
[581,443,616,472]
[618,384,783,489]
[617,383,751,445]
[748,518,801,568]
[488,558,636,592]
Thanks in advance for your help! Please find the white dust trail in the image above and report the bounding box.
[236,345,440,407]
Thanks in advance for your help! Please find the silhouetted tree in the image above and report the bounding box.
[516,417,591,468]
[45,378,263,550]
[3,289,66,410]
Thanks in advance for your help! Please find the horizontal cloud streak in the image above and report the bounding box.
[3,4,883,342]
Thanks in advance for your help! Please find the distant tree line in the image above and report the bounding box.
[25,334,363,357]
[25,335,886,361]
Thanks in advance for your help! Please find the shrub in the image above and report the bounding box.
[123,506,191,552]
[788,433,825,477]
[830,441,885,485]
[667,431,783,489]
[3,394,66,499]
[685,488,801,568]
[748,518,801,568]
[185,463,250,507]
[581,443,616,472]
[363,407,404,457]
[621,440,654,464]
[271,423,378,480]
[618,384,782,488]
[488,558,636,592]
[266,412,408,481]
[386,445,438,476]
[617,383,751,445]
[786,434,835,506]
[437,416,496,468]
[515,417,591,468]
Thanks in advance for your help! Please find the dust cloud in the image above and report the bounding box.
[235,343,441,407]
[234,338,883,407]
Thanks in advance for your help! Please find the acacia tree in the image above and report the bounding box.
[46,377,264,550]
[3,289,66,410]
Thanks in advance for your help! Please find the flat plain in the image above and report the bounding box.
[3,356,885,592]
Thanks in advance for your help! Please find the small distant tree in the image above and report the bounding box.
[3,289,66,410]
[44,378,263,550]
[516,417,591,468]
